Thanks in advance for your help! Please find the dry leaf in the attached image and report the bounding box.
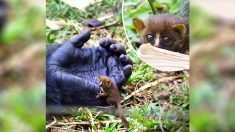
[46,19,66,30]
[61,0,102,11]
[98,14,113,21]
[137,44,189,71]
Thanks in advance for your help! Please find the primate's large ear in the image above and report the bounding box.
[172,24,186,39]
[132,18,145,34]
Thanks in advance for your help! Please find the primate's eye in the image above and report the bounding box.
[145,34,154,42]
[162,36,170,44]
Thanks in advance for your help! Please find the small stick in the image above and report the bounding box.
[148,0,156,14]
[94,111,102,119]
[46,126,68,130]
[158,104,165,132]
[46,116,57,129]
[91,20,119,31]
[122,101,132,107]
[56,120,122,126]
[121,76,180,103]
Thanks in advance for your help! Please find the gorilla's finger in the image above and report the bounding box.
[119,54,133,66]
[123,64,132,80]
[99,38,115,48]
[67,31,91,48]
[46,43,61,58]
[109,44,126,55]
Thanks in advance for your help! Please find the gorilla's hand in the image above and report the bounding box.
[46,31,133,106]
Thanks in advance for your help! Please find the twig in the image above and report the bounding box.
[121,76,180,103]
[94,111,102,119]
[46,126,68,130]
[91,20,119,31]
[56,120,122,126]
[46,116,57,129]
[122,101,132,107]
[117,128,128,132]
[159,104,165,132]
[148,0,156,14]
[176,127,182,132]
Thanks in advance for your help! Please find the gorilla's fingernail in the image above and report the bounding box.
[99,39,106,46]
[106,37,113,42]
[120,54,127,61]
[79,31,91,43]
[120,55,133,65]
[110,45,117,51]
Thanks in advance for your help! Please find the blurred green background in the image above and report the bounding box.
[0,0,45,132]
[190,0,235,131]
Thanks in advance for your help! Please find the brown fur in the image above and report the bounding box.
[133,13,189,53]
[97,75,129,128]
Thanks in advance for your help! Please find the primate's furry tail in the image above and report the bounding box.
[119,115,130,129]
[117,103,130,129]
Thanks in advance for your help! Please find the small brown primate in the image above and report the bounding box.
[97,75,129,128]
[133,13,189,53]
